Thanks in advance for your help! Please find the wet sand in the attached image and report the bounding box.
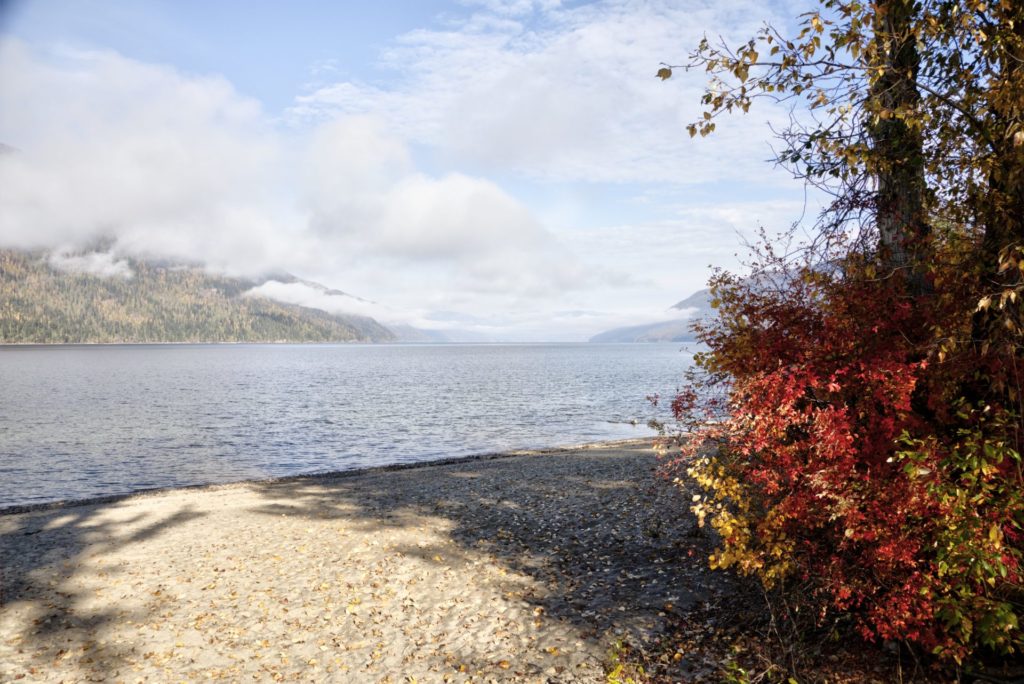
[1,441,717,682]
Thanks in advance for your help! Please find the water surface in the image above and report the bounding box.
[0,343,692,507]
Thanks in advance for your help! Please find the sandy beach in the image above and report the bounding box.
[1,441,724,683]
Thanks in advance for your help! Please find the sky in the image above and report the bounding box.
[0,0,818,341]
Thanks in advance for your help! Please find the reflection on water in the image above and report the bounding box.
[0,343,692,507]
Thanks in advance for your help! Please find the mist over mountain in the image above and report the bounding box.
[588,319,695,343]
[589,286,713,343]
[671,288,712,313]
[387,324,497,344]
[0,249,394,343]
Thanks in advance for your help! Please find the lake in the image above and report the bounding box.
[0,343,693,508]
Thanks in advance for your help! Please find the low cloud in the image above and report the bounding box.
[48,250,134,279]
[0,39,591,320]
[0,40,296,276]
[246,280,398,322]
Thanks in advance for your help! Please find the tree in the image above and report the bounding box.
[659,0,1024,661]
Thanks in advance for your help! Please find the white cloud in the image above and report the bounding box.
[0,39,302,276]
[48,250,134,279]
[299,115,595,299]
[0,39,612,333]
[245,280,396,320]
[288,0,798,186]
[0,40,590,304]
[458,0,564,17]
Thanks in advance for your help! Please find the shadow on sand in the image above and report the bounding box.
[1,501,206,678]
[245,445,734,669]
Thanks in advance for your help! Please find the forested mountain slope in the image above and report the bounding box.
[0,249,394,343]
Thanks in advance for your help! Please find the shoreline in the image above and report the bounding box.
[0,437,656,516]
[0,341,673,348]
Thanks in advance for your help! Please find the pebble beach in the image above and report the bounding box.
[1,441,720,683]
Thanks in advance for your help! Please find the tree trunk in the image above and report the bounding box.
[869,0,928,289]
[983,4,1024,272]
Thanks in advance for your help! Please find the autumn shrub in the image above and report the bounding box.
[663,238,1024,662]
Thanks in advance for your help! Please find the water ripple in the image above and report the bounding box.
[0,343,692,507]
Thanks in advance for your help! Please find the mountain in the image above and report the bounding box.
[588,319,696,343]
[671,288,712,313]
[388,324,454,343]
[589,287,713,343]
[0,248,395,343]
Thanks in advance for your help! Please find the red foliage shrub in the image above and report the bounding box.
[665,241,1024,661]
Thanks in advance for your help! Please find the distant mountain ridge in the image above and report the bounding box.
[671,288,712,313]
[387,325,495,343]
[0,248,394,343]
[589,286,713,343]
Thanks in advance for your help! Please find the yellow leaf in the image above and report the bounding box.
[656,67,672,80]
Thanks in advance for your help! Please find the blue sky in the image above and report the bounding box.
[3,0,456,112]
[0,0,816,340]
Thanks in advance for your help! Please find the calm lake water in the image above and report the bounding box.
[0,343,693,508]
